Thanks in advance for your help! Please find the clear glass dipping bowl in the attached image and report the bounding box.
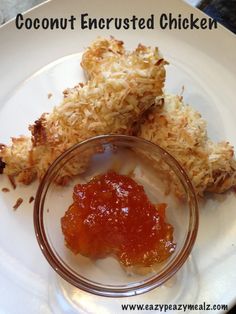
[34,135,198,297]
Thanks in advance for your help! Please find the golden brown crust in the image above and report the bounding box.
[139,94,236,196]
[29,115,48,147]
[81,37,125,79]
[0,158,5,174]
[0,37,166,185]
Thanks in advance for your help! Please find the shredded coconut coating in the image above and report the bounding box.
[139,94,236,196]
[0,37,166,184]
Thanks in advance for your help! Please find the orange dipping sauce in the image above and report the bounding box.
[61,171,176,267]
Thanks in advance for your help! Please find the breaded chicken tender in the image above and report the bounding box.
[0,37,166,184]
[139,94,236,196]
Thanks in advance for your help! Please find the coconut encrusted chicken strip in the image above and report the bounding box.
[139,94,236,196]
[0,37,166,185]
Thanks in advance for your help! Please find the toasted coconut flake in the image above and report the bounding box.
[2,188,10,192]
[29,196,35,203]
[13,197,23,210]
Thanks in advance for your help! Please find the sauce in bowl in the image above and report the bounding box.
[61,171,176,267]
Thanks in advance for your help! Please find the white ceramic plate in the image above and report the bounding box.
[0,0,236,313]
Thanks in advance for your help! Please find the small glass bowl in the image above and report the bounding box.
[34,135,198,297]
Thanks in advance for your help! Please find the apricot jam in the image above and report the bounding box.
[61,171,176,267]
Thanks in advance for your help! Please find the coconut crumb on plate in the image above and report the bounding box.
[13,197,23,210]
[29,196,34,203]
[1,188,10,192]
